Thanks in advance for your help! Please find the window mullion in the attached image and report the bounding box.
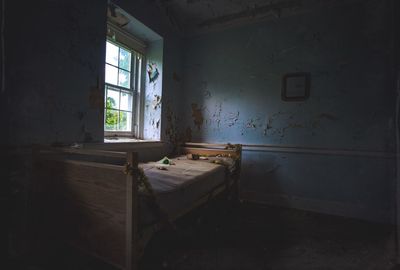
[132,52,136,92]
[118,90,122,130]
[117,47,120,87]
[134,54,138,120]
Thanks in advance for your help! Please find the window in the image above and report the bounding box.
[104,40,143,136]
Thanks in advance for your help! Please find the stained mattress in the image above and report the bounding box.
[139,155,234,226]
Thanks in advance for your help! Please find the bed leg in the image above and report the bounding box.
[126,152,139,270]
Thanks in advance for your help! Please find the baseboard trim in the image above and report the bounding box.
[241,190,393,224]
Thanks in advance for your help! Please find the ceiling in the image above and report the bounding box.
[155,0,361,35]
[159,0,301,33]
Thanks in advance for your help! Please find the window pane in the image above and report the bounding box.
[106,41,119,66]
[119,48,131,71]
[106,89,120,109]
[120,91,133,111]
[105,109,119,131]
[105,64,118,85]
[118,69,130,88]
[119,111,132,131]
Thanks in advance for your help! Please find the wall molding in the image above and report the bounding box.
[184,142,396,159]
[241,191,393,224]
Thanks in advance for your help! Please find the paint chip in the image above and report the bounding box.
[191,103,204,130]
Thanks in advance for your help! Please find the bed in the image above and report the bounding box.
[32,143,242,270]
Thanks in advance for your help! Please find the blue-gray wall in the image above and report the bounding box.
[181,1,396,223]
[113,0,184,144]
[3,0,184,146]
[144,39,164,140]
[5,0,108,145]
[3,0,184,256]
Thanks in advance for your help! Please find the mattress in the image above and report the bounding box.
[139,155,234,226]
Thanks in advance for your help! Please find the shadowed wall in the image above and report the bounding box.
[181,0,396,223]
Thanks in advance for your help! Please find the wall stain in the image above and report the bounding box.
[212,102,222,129]
[165,104,178,145]
[76,111,86,121]
[172,72,181,82]
[262,111,304,138]
[83,132,93,143]
[89,86,103,110]
[289,123,304,128]
[201,81,211,98]
[317,113,338,121]
[241,117,262,135]
[312,113,337,130]
[265,164,281,174]
[191,103,204,130]
[185,127,192,142]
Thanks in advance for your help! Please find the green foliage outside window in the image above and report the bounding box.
[105,97,127,130]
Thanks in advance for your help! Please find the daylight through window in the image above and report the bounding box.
[104,40,142,134]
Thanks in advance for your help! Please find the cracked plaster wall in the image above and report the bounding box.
[5,0,108,146]
[4,0,184,257]
[114,0,185,144]
[181,0,396,223]
[143,40,163,140]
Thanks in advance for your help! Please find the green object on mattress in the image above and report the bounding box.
[158,156,172,165]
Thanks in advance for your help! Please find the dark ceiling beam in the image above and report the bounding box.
[197,0,302,28]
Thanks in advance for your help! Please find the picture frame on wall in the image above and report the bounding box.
[282,72,311,101]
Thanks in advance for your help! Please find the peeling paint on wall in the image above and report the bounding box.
[226,111,240,127]
[246,118,258,129]
[165,103,178,144]
[211,102,222,129]
[147,62,160,83]
[179,0,395,223]
[191,103,204,130]
[151,118,161,130]
[152,95,162,110]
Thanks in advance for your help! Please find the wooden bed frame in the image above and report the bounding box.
[33,143,242,270]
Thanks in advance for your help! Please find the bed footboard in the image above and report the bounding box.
[33,143,242,270]
[33,148,139,270]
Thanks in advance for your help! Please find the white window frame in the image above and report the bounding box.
[104,23,146,139]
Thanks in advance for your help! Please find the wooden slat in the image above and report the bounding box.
[181,147,240,159]
[53,159,124,171]
[183,142,229,148]
[39,146,127,158]
[126,152,139,270]
[49,159,127,268]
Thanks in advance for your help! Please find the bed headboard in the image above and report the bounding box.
[180,142,242,160]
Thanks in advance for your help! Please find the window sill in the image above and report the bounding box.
[103,137,162,144]
[104,137,144,143]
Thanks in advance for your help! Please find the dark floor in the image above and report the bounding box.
[8,202,397,270]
